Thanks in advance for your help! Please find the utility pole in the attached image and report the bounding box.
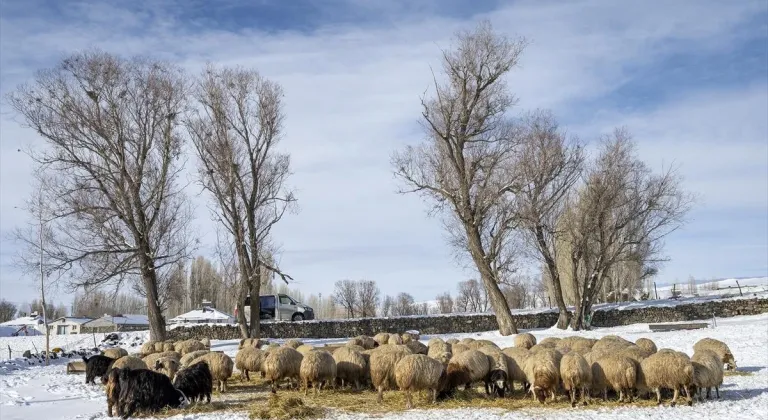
[36,184,50,366]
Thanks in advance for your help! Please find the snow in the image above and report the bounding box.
[0,312,766,419]
[169,308,235,324]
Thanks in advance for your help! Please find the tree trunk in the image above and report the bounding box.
[248,267,261,339]
[534,226,570,329]
[235,279,250,338]
[142,272,167,342]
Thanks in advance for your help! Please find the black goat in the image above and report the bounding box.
[118,368,189,419]
[172,361,213,404]
[83,354,114,385]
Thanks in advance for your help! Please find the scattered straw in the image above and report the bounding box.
[249,393,325,420]
[724,370,753,377]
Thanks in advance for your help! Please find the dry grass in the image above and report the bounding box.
[724,370,753,377]
[250,394,326,420]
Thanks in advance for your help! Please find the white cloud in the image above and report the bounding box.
[0,0,766,306]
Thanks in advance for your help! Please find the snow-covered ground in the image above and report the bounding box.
[0,313,766,420]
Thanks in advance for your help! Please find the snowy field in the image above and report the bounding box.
[0,313,766,420]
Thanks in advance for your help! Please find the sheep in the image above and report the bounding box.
[460,337,475,345]
[560,352,593,406]
[388,334,404,345]
[348,336,376,350]
[484,350,511,398]
[283,339,304,349]
[523,348,561,403]
[174,340,206,356]
[591,354,637,403]
[103,348,128,359]
[141,341,157,356]
[618,345,652,364]
[154,341,166,353]
[446,338,460,345]
[693,338,736,370]
[395,354,446,409]
[235,346,266,381]
[373,333,391,347]
[83,354,115,385]
[196,352,234,393]
[592,335,634,353]
[153,357,181,381]
[451,343,471,356]
[294,344,315,356]
[200,338,211,349]
[400,333,413,344]
[104,368,123,417]
[556,337,595,355]
[173,361,213,404]
[333,346,368,390]
[537,337,561,348]
[341,344,365,354]
[162,341,176,353]
[468,339,500,351]
[405,340,428,355]
[238,338,267,350]
[691,349,724,400]
[427,341,452,360]
[263,346,304,394]
[442,349,491,397]
[111,356,148,371]
[180,350,209,367]
[635,338,657,355]
[117,368,189,418]
[143,351,181,370]
[514,333,537,350]
[370,344,412,402]
[300,350,337,396]
[501,347,529,393]
[638,350,694,406]
[427,337,445,348]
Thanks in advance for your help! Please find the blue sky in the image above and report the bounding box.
[0,0,766,309]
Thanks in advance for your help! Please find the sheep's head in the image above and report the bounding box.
[488,369,508,398]
[724,353,737,370]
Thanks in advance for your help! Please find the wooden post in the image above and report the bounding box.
[736,280,743,296]
[7,345,11,360]
[653,282,659,300]
[548,296,552,309]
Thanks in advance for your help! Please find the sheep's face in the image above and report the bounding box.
[724,354,736,370]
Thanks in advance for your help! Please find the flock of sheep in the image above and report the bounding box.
[79,332,737,418]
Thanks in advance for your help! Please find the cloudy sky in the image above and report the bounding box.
[0,0,766,309]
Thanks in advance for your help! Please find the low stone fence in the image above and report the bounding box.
[166,297,768,341]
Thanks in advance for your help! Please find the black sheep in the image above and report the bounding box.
[83,355,114,385]
[485,369,509,398]
[118,368,189,419]
[172,361,213,404]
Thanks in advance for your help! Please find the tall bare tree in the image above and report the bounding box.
[186,64,296,338]
[7,51,194,341]
[392,293,417,316]
[435,292,454,314]
[455,279,489,313]
[514,110,584,328]
[355,280,380,318]
[380,295,394,317]
[563,129,693,330]
[0,300,17,323]
[333,279,358,318]
[392,21,528,335]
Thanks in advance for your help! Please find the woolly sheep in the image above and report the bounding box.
[388,334,404,345]
[427,337,445,348]
[200,338,211,349]
[693,338,736,370]
[103,348,128,359]
[591,354,637,402]
[427,342,452,359]
[180,350,209,367]
[460,337,475,345]
[263,346,303,394]
[143,351,181,369]
[523,348,560,403]
[556,336,595,354]
[444,349,491,395]
[111,356,148,371]
[618,345,652,364]
[235,346,266,381]
[537,337,560,348]
[446,338,460,345]
[560,352,592,406]
[635,338,657,355]
[238,338,267,350]
[514,333,537,350]
[283,339,304,349]
[691,349,724,400]
[348,336,376,350]
[450,343,471,356]
[370,344,412,402]
[196,352,234,393]
[162,341,176,353]
[141,341,157,356]
[400,333,413,344]
[333,346,368,390]
[468,339,500,351]
[405,340,428,355]
[592,335,633,353]
[395,354,446,409]
[501,347,529,392]
[638,350,693,406]
[484,350,511,398]
[373,333,391,347]
[341,344,365,354]
[300,350,337,396]
[175,340,206,356]
[529,346,563,366]
[153,357,180,381]
[154,341,166,353]
[431,351,452,365]
[295,344,316,356]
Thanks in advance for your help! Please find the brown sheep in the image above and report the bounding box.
[427,341,452,360]
[427,337,445,348]
[446,338,460,345]
[387,334,403,345]
[140,341,157,356]
[300,350,337,396]
[395,354,446,409]
[142,351,181,370]
[450,343,471,356]
[501,347,529,392]
[691,349,724,400]
[618,345,652,364]
[373,333,390,347]
[283,339,304,349]
[635,338,657,355]
[153,357,180,381]
[197,352,234,393]
[693,338,736,370]
[111,356,148,371]
[444,350,491,395]
[523,348,560,403]
[460,337,475,345]
[405,340,428,355]
[514,333,537,350]
[263,347,303,394]
[103,348,128,359]
[537,337,561,348]
[180,350,209,367]
[638,350,693,406]
[333,346,368,390]
[295,344,315,356]
[591,335,633,353]
[370,345,412,402]
[560,352,592,406]
[400,333,413,344]
[174,340,206,356]
[235,346,266,381]
[591,355,637,402]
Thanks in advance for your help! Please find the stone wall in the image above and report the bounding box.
[167,297,768,341]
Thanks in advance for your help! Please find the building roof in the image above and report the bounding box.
[50,317,93,324]
[83,314,149,326]
[169,307,234,323]
[0,315,47,327]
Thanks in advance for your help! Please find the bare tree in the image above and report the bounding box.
[28,299,67,320]
[435,292,454,314]
[380,295,394,317]
[563,129,693,330]
[455,279,489,313]
[73,289,146,318]
[356,280,380,318]
[333,279,358,318]
[513,110,584,328]
[392,21,528,335]
[7,51,195,341]
[0,300,17,323]
[186,64,296,338]
[501,274,533,309]
[392,293,417,316]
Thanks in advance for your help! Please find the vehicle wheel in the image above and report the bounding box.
[292,313,304,322]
